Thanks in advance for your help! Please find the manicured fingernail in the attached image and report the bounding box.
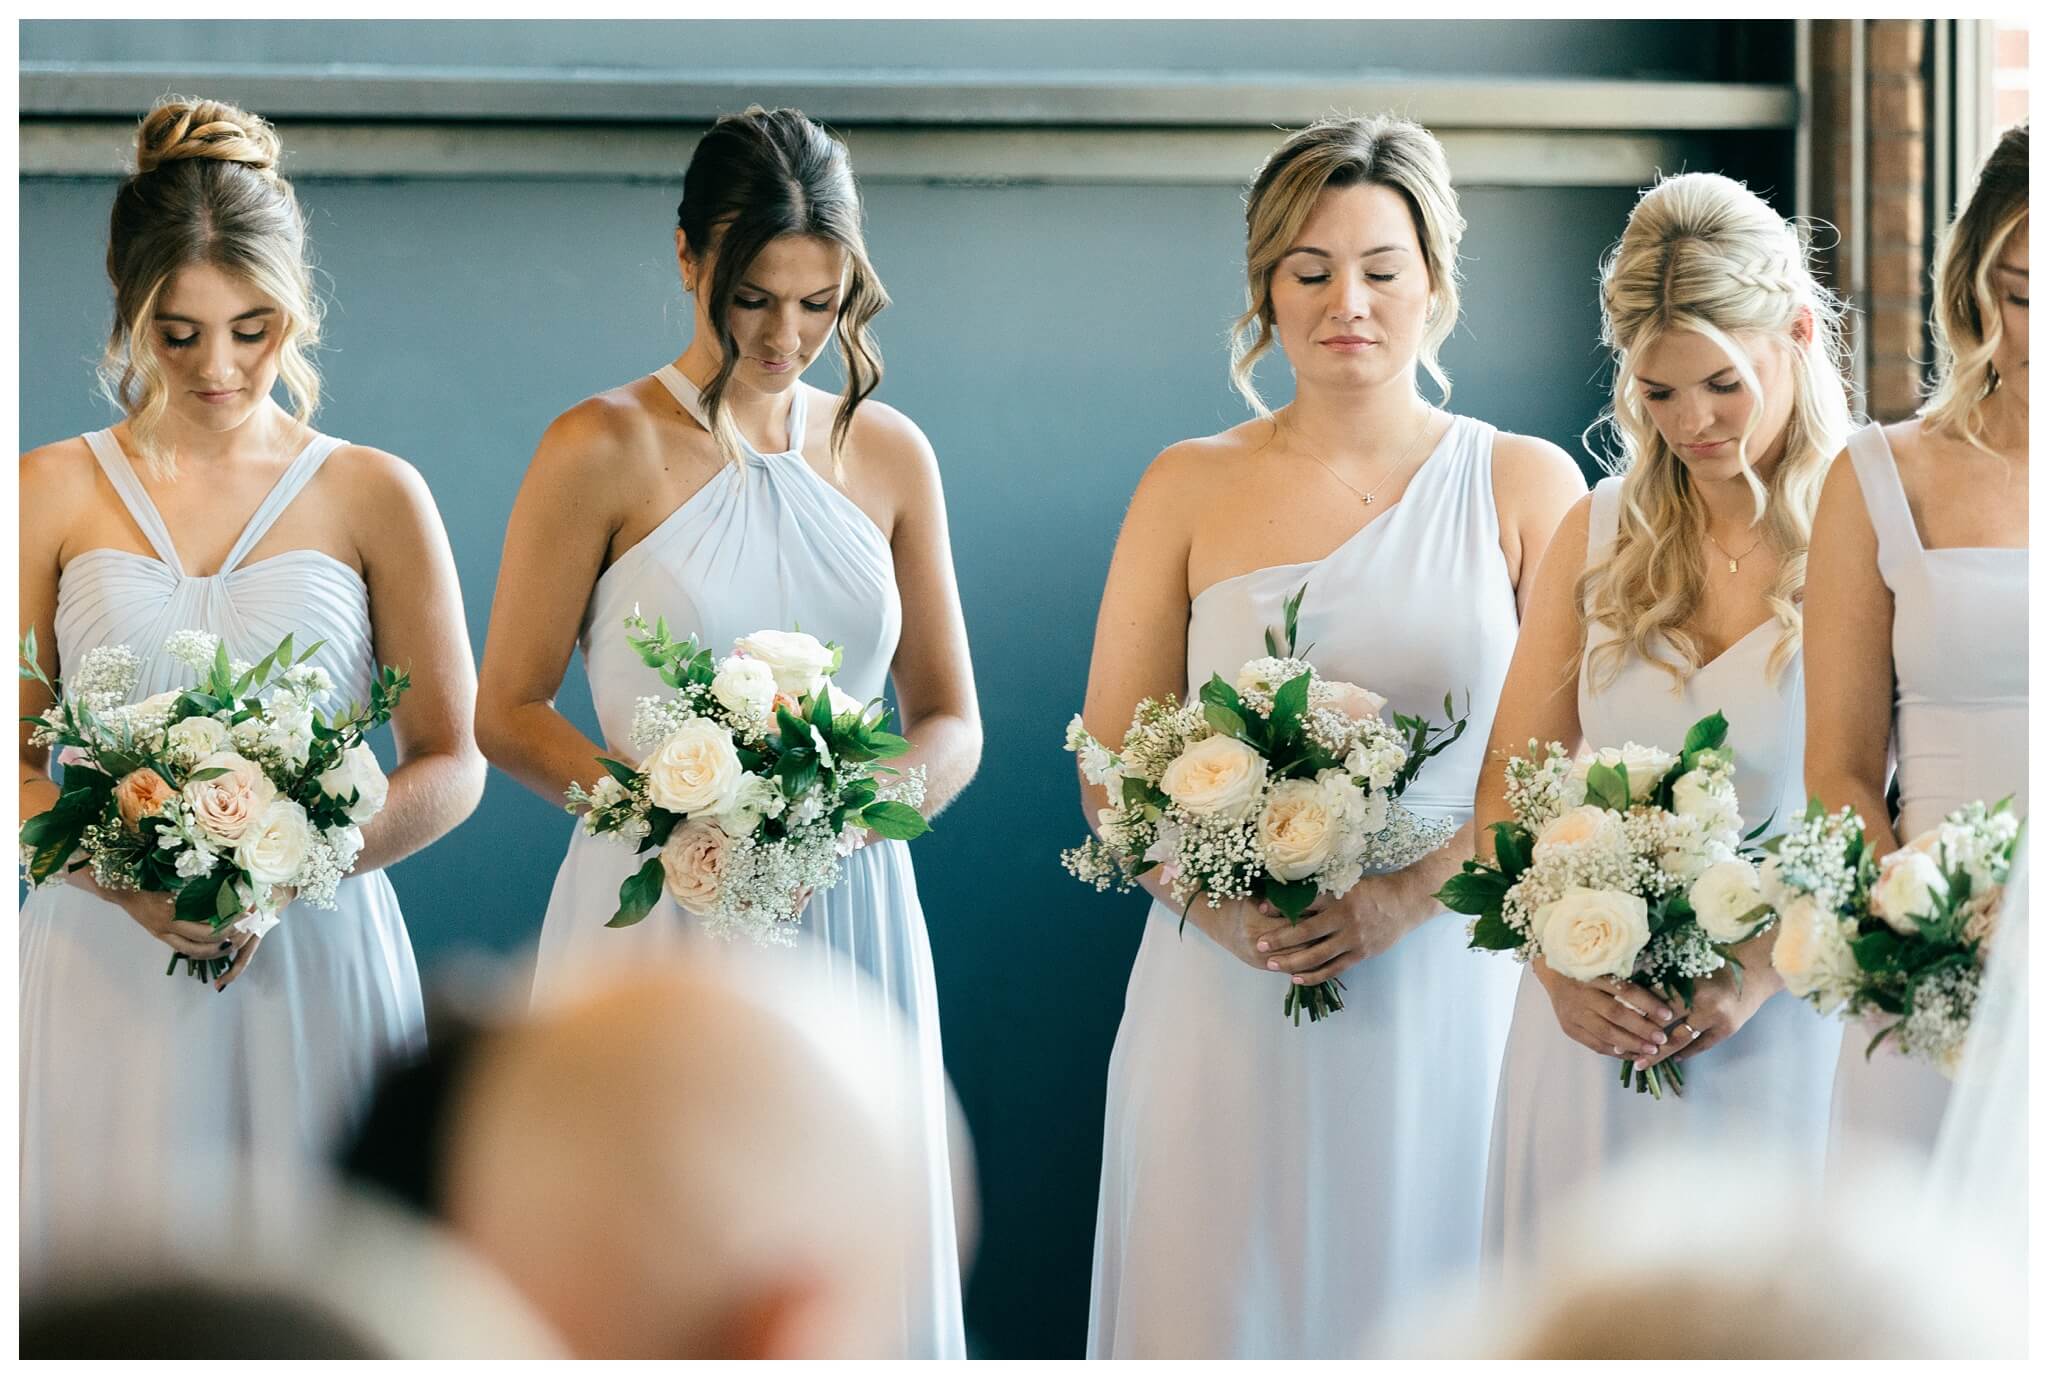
[1258,941,1269,952]
[1267,960,1279,970]
[1657,1008,1673,1021]
[1653,1032,1667,1045]
[1633,1058,1647,1071]
[1641,1045,1658,1057]
[1292,976,1305,985]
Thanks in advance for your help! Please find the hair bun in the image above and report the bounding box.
[134,97,283,181]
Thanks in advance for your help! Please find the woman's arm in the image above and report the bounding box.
[864,405,981,819]
[347,447,487,873]
[1801,450,1899,855]
[1492,432,1592,619]
[474,403,633,804]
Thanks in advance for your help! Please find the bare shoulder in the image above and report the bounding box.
[19,437,102,538]
[1133,422,1269,513]
[540,382,667,470]
[1813,434,1875,534]
[1489,428,1587,506]
[842,392,939,482]
[322,443,439,523]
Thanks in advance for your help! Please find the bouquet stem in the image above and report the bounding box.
[1616,1052,1686,1097]
[1282,977,1347,1025]
[166,952,232,984]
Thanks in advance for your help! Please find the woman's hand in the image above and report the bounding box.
[1178,894,1293,972]
[1253,867,1440,986]
[1638,933,1784,1069]
[68,871,251,977]
[1532,957,1677,1063]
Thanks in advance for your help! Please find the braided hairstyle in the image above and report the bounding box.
[99,96,322,477]
[1579,171,1854,690]
[676,106,888,474]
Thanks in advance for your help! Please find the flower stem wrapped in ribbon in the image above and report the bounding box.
[1065,584,1470,1025]
[1435,711,1777,1097]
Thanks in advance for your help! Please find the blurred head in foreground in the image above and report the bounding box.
[1376,1141,2018,1359]
[431,956,916,1359]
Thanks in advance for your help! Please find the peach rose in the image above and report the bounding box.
[660,819,731,916]
[1159,735,1267,818]
[182,751,277,846]
[1321,680,1389,722]
[113,767,176,831]
[1535,804,1615,854]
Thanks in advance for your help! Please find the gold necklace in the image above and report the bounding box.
[1285,407,1438,507]
[1704,527,1766,574]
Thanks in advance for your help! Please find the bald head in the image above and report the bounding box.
[442,963,909,1358]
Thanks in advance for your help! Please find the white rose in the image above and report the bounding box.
[236,797,313,887]
[1536,886,1651,982]
[1234,657,1306,697]
[1569,743,1677,802]
[1257,778,1343,882]
[643,718,745,816]
[660,819,731,916]
[1159,735,1268,818]
[1869,848,1950,935]
[710,655,778,721]
[1772,895,1858,1005]
[732,630,836,699]
[165,714,230,760]
[1535,804,1617,855]
[711,773,784,838]
[183,751,277,846]
[826,682,863,721]
[1689,857,1770,943]
[317,743,390,824]
[1670,769,1743,841]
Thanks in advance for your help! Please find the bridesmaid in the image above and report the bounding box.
[1805,121,2028,1168]
[474,106,979,1358]
[18,98,483,1279]
[1476,172,1853,1272]
[1080,115,1584,1359]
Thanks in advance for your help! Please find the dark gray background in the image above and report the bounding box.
[20,19,1794,1357]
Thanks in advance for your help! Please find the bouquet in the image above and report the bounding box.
[1766,798,2021,1075]
[19,628,407,981]
[567,610,929,942]
[1062,585,1469,1024]
[1436,712,1775,1096]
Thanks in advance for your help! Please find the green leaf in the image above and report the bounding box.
[1263,877,1319,920]
[1198,675,1244,715]
[608,858,666,928]
[1584,761,1631,812]
[597,757,640,789]
[861,800,929,841]
[1203,702,1247,738]
[1263,627,1280,657]
[778,754,820,798]
[1468,911,1524,951]
[1271,671,1311,727]
[215,876,244,924]
[862,730,912,758]
[1435,865,1510,915]
[1491,821,1534,879]
[1280,581,1308,656]
[1681,711,1728,759]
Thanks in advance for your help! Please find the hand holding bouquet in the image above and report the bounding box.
[1766,798,2021,1074]
[1063,585,1469,1024]
[1436,712,1776,1096]
[567,611,929,942]
[19,628,406,981]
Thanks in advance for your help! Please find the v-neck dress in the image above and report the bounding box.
[1481,474,1836,1275]
[19,429,426,1287]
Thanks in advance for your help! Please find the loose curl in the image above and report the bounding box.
[1921,121,2028,453]
[1229,114,1465,414]
[676,106,888,475]
[98,96,323,478]
[1579,172,1854,692]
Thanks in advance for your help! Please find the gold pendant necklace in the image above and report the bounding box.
[1704,528,1765,573]
[1286,407,1438,507]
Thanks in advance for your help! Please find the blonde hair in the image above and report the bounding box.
[1229,114,1465,413]
[1580,172,1854,691]
[676,106,888,477]
[99,97,323,478]
[1921,121,2028,452]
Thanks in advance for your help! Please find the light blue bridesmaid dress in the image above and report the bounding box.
[1828,422,2029,1170]
[19,429,425,1285]
[1087,415,1524,1359]
[527,366,965,1359]
[1482,475,1837,1275]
